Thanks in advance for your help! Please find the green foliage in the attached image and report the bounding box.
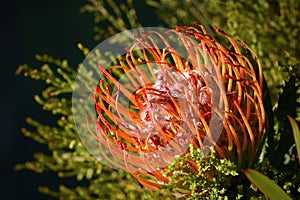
[17,0,300,199]
[80,0,141,41]
[163,145,241,199]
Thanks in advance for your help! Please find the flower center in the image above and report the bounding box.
[121,67,212,157]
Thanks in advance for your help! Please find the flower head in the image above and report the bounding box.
[89,23,266,189]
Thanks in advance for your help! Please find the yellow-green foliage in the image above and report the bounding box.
[164,146,242,199]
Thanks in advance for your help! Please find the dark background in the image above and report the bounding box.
[0,0,94,199]
[0,0,159,199]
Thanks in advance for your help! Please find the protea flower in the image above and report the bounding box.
[88,22,266,189]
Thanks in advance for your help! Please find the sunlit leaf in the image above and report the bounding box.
[243,169,292,200]
[287,115,300,164]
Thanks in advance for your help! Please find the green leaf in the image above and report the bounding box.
[287,115,300,165]
[243,169,292,200]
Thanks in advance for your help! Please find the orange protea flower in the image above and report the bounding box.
[83,23,266,189]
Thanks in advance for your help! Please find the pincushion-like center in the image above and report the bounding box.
[121,68,212,156]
